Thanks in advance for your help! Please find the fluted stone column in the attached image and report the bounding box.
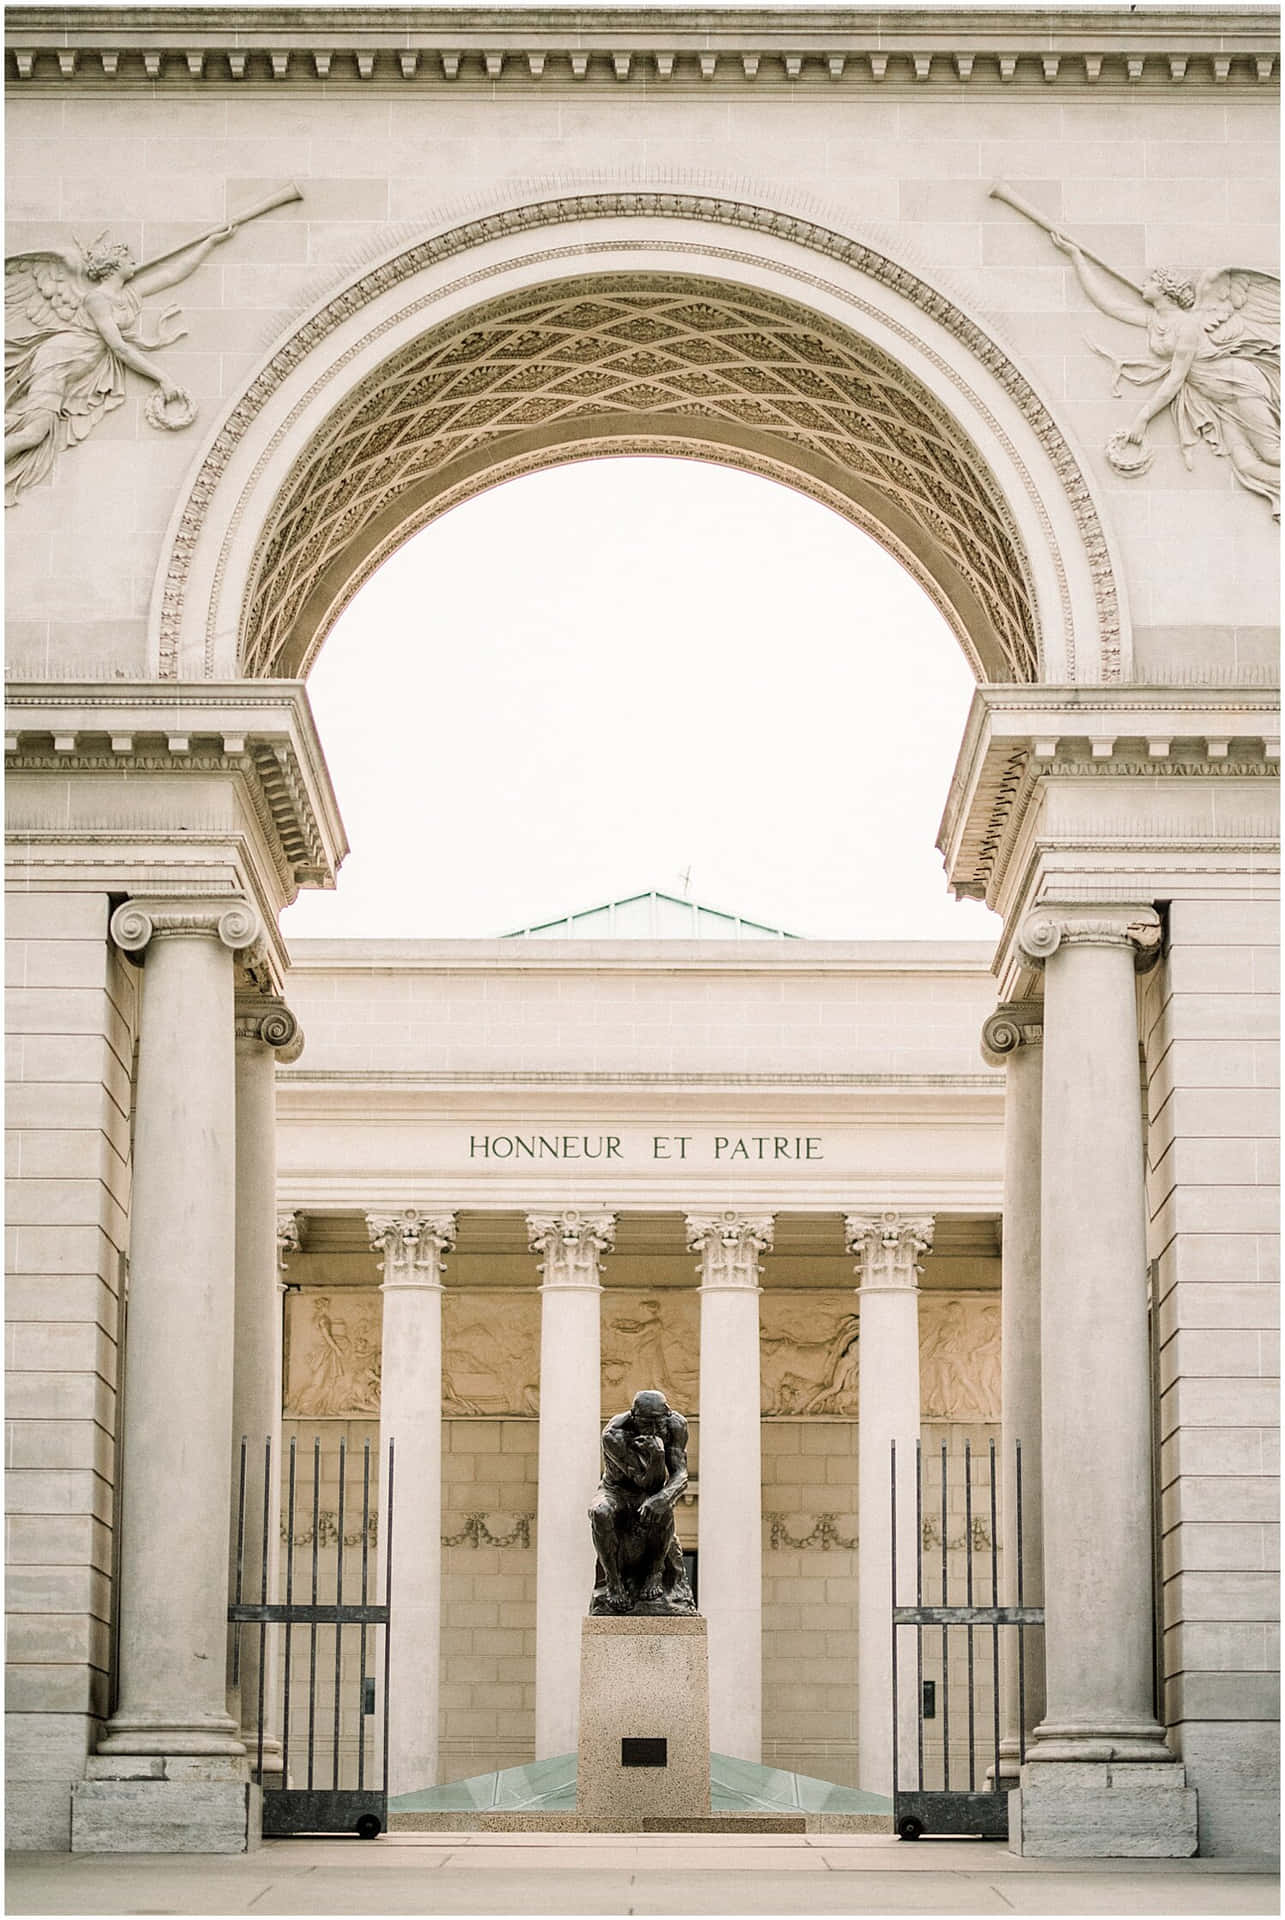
[98,899,261,1763]
[529,1210,615,1759]
[1013,904,1196,1856]
[370,1209,456,1797]
[687,1210,773,1762]
[226,996,302,1769]
[981,1003,1046,1784]
[847,1210,934,1797]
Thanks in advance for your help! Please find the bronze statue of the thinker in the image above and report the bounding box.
[588,1390,697,1616]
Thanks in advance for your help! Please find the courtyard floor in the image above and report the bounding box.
[6,1832,1280,1918]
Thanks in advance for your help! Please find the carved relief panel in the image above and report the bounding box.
[601,1291,699,1415]
[760,1293,862,1416]
[919,1294,1001,1421]
[284,1289,382,1417]
[442,1290,540,1416]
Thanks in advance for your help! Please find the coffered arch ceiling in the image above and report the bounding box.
[238,273,1042,684]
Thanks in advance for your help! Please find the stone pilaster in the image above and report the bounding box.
[981,1002,1046,1785]
[528,1209,616,1759]
[369,1209,456,1797]
[1011,904,1196,1856]
[228,996,302,1772]
[687,1210,773,1761]
[74,899,263,1852]
[847,1209,934,1798]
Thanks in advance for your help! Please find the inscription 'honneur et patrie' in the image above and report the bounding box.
[469,1133,824,1161]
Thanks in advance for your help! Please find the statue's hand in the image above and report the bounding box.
[1124,416,1149,447]
[1048,231,1077,257]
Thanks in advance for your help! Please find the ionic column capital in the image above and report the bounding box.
[687,1210,774,1291]
[235,993,304,1061]
[369,1209,456,1289]
[1017,903,1162,972]
[981,999,1045,1067]
[110,896,262,957]
[846,1211,934,1292]
[526,1209,615,1289]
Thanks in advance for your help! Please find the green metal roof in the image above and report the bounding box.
[503,890,801,940]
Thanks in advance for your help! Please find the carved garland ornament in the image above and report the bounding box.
[152,194,1123,682]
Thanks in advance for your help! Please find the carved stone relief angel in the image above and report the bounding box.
[5,184,300,506]
[991,184,1280,516]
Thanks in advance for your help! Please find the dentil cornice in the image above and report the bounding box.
[6,9,1278,90]
[939,683,1281,907]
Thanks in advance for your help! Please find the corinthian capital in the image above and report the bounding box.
[1017,903,1162,972]
[276,1211,302,1272]
[526,1210,615,1289]
[981,999,1044,1067]
[846,1211,934,1291]
[110,895,262,955]
[235,993,303,1060]
[687,1211,774,1290]
[368,1209,456,1287]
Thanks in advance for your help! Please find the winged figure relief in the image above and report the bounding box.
[991,186,1280,517]
[5,185,301,507]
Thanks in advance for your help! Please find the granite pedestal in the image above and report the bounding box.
[577,1616,711,1824]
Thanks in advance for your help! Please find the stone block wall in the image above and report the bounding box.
[440,1418,538,1781]
[1142,899,1281,1855]
[4,892,135,1849]
[762,1419,859,1783]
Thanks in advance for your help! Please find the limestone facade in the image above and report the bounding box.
[4,2,1278,1860]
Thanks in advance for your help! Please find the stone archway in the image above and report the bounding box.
[151,193,1130,687]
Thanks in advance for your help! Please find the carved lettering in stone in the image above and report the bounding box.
[442,1291,540,1416]
[601,1292,699,1414]
[285,1289,381,1417]
[993,184,1280,516]
[919,1295,1002,1421]
[759,1293,861,1416]
[5,184,302,505]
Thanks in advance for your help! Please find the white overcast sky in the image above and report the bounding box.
[281,459,1002,943]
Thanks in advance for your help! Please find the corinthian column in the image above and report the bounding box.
[981,1002,1046,1784]
[528,1210,615,1759]
[369,1209,456,1796]
[847,1210,934,1797]
[227,995,302,1769]
[99,898,261,1761]
[1013,903,1195,1855]
[687,1210,773,1761]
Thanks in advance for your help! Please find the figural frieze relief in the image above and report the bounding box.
[919,1295,1001,1422]
[284,1289,382,1418]
[760,1295,861,1416]
[993,184,1280,517]
[442,1291,541,1417]
[4,184,301,506]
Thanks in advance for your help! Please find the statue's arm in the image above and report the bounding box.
[129,228,233,297]
[1052,238,1147,329]
[600,1413,630,1474]
[658,1414,690,1504]
[1127,328,1199,437]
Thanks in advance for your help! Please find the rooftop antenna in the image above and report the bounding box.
[678,865,693,898]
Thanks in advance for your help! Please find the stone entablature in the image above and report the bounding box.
[6,7,1279,90]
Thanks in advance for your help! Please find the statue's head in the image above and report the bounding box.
[83,239,133,283]
[1142,267,1196,311]
[631,1389,669,1430]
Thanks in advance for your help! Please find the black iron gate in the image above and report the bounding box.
[891,1437,1043,1841]
[228,1435,394,1839]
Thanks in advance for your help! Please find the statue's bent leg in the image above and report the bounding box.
[589,1495,629,1609]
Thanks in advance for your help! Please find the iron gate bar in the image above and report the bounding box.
[228,1434,394,1838]
[892,1437,1044,1841]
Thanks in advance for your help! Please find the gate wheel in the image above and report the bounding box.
[897,1815,924,1842]
[355,1814,382,1840]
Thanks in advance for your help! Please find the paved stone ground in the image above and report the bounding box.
[6,1834,1280,1917]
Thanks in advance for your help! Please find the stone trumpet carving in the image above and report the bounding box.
[588,1389,697,1617]
[991,182,1280,516]
[5,183,302,505]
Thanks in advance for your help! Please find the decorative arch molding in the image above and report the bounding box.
[151,191,1130,685]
